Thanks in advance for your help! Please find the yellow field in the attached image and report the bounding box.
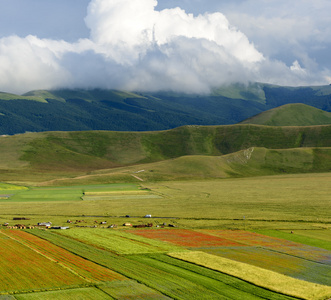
[169,251,331,300]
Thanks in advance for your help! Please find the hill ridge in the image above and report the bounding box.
[0,124,330,183]
[1,83,331,135]
[240,103,331,126]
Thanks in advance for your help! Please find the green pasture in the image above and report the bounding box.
[7,189,82,203]
[14,287,113,300]
[99,280,171,300]
[0,183,27,191]
[290,230,331,242]
[58,228,183,254]
[0,183,141,203]
[255,229,331,251]
[0,174,329,230]
[85,183,140,192]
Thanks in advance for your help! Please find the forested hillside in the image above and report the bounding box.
[1,83,331,134]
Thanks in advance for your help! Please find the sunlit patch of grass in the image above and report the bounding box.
[170,251,331,300]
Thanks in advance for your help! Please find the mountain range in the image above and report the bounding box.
[1,82,331,135]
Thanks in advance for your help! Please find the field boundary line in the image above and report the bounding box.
[0,230,94,284]
[256,245,331,266]
[131,174,144,181]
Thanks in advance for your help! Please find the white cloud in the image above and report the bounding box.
[0,35,71,93]
[222,0,331,70]
[0,0,330,94]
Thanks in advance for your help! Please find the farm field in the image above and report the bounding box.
[0,231,85,294]
[26,229,302,300]
[254,229,331,250]
[0,174,330,229]
[14,287,113,300]
[57,227,183,254]
[3,230,125,283]
[0,183,146,203]
[130,228,331,286]
[169,251,331,300]
[0,174,330,299]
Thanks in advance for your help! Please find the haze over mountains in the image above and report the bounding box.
[1,83,331,135]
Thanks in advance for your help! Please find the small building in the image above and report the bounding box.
[51,226,69,230]
[37,222,52,228]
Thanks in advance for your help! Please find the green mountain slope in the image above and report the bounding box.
[29,147,331,186]
[1,124,330,183]
[0,91,48,102]
[240,103,331,126]
[1,84,331,135]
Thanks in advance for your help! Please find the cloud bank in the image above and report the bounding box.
[0,0,330,94]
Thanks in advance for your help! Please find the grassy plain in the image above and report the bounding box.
[14,287,113,300]
[98,280,172,300]
[0,174,330,230]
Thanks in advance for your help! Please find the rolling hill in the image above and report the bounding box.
[37,147,331,186]
[1,124,330,184]
[240,103,331,126]
[1,83,331,135]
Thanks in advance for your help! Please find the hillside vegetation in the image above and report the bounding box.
[1,83,331,134]
[241,103,331,126]
[0,124,330,184]
[32,147,331,186]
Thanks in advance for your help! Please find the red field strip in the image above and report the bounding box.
[0,233,84,292]
[201,230,331,263]
[4,230,125,282]
[129,229,243,248]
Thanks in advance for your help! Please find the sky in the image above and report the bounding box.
[0,0,330,94]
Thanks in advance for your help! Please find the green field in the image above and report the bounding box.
[57,228,183,254]
[14,287,113,300]
[170,251,331,300]
[0,158,330,299]
[255,229,331,251]
[0,183,142,203]
[25,230,301,300]
[0,174,330,229]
